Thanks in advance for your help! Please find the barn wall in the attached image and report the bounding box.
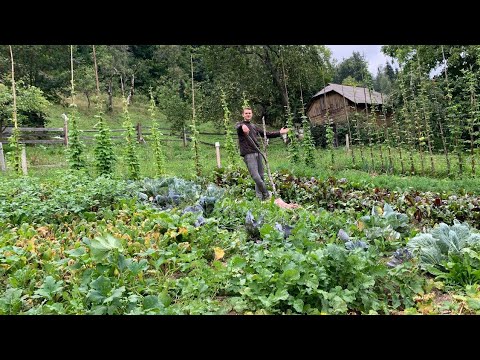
[307,94,391,126]
[307,94,360,125]
[307,93,345,117]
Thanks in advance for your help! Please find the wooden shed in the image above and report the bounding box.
[306,83,390,126]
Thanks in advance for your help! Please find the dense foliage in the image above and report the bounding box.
[4,44,480,314]
[0,81,50,130]
[3,171,480,314]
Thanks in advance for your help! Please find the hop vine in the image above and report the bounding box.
[93,96,116,177]
[148,87,166,176]
[122,96,140,180]
[66,104,86,170]
[325,109,335,169]
[300,110,316,168]
[285,106,300,163]
[66,45,85,171]
[8,127,21,174]
[220,89,238,168]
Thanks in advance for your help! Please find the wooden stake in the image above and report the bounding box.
[0,143,5,171]
[21,145,27,175]
[215,142,221,168]
[70,45,75,104]
[136,122,143,143]
[63,114,69,146]
[9,45,22,173]
[93,45,100,95]
[9,46,18,129]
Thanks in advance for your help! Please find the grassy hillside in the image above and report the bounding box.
[46,95,159,129]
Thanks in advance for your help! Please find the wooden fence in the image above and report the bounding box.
[0,126,67,145]
[0,123,226,147]
[0,122,229,172]
[0,120,292,173]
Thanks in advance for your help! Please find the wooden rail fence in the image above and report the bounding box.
[0,121,231,172]
[1,122,226,147]
[0,119,289,173]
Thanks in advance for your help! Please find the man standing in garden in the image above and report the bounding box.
[236,107,289,201]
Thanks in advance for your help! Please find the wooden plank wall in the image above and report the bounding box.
[307,93,391,126]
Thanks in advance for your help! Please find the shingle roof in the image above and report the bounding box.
[312,83,385,105]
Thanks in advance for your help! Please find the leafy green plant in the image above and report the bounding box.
[367,81,384,172]
[285,105,300,164]
[7,127,21,174]
[220,89,238,168]
[225,241,420,314]
[0,288,24,314]
[443,53,463,176]
[301,112,316,168]
[398,68,416,175]
[360,203,410,234]
[122,96,140,180]
[93,97,116,177]
[148,87,166,176]
[89,234,124,262]
[66,45,86,170]
[0,172,131,225]
[32,276,64,303]
[136,177,201,208]
[409,71,425,175]
[351,85,366,167]
[415,52,435,175]
[407,221,480,286]
[86,275,126,315]
[461,66,479,175]
[0,81,50,130]
[66,105,86,170]
[325,112,335,169]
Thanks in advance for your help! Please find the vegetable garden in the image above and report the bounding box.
[2,45,480,314]
[2,171,480,314]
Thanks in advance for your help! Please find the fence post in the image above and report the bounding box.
[63,114,69,146]
[136,122,143,143]
[21,145,27,175]
[345,134,350,152]
[0,142,5,171]
[182,127,187,148]
[215,142,221,168]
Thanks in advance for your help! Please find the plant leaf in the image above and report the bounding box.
[89,234,123,261]
[33,276,63,301]
[214,247,225,260]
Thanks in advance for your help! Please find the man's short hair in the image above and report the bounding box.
[242,107,252,113]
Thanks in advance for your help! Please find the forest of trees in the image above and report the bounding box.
[1,45,399,130]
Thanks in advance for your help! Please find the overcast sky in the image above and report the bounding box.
[327,45,396,75]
